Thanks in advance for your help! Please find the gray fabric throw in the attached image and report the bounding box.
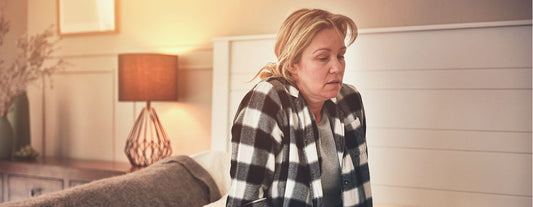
[2,155,221,207]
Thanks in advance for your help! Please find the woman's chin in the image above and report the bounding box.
[322,89,341,100]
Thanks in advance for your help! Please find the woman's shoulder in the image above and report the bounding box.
[336,83,364,112]
[251,77,293,95]
[235,77,293,118]
[237,77,294,109]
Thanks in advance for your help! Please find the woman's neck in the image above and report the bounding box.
[307,101,324,123]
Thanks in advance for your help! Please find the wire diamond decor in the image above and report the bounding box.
[124,105,172,167]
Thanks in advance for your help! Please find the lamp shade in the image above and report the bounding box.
[118,53,178,101]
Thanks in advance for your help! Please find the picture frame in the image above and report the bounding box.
[56,0,118,36]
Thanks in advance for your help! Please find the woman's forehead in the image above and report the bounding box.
[305,28,346,53]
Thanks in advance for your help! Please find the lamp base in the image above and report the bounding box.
[124,102,172,167]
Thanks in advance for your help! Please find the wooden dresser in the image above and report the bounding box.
[0,158,131,203]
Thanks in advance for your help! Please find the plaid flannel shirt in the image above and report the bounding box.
[227,77,372,207]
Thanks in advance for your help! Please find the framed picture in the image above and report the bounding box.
[56,0,118,36]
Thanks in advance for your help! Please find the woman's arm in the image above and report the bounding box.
[339,84,373,206]
[226,82,284,207]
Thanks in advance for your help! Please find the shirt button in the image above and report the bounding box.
[344,180,350,185]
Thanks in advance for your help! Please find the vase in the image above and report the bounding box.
[8,91,31,153]
[0,116,14,159]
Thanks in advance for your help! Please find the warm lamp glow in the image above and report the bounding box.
[118,54,178,101]
[118,53,178,167]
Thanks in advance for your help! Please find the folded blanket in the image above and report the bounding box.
[2,155,221,207]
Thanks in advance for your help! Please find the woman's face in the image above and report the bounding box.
[290,28,346,104]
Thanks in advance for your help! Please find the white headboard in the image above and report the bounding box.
[211,20,532,206]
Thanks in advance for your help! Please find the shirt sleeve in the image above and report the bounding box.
[226,82,284,207]
[338,84,373,206]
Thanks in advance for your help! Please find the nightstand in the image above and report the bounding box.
[0,158,131,203]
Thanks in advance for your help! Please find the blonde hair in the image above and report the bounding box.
[253,9,358,83]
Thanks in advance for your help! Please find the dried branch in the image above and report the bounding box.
[0,15,64,117]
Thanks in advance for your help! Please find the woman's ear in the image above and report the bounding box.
[288,64,298,78]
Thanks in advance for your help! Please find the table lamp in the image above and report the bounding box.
[118,53,177,167]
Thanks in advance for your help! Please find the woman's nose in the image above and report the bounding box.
[330,59,344,73]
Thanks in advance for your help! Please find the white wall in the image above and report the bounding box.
[353,23,531,207]
[212,21,532,206]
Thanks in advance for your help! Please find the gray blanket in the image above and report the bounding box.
[2,155,221,207]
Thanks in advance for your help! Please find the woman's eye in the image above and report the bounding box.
[338,55,345,60]
[319,57,329,61]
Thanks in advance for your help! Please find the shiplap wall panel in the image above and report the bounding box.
[346,26,531,71]
[231,74,261,91]
[213,21,532,206]
[363,90,531,131]
[369,148,531,196]
[232,68,532,91]
[230,39,276,74]
[367,128,531,154]
[373,186,531,207]
[344,68,532,90]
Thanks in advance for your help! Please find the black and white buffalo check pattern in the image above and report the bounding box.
[227,77,372,207]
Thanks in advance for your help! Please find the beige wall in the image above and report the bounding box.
[6,0,530,161]
[26,0,533,55]
[0,0,27,61]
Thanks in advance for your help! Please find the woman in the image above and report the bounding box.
[227,8,372,207]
